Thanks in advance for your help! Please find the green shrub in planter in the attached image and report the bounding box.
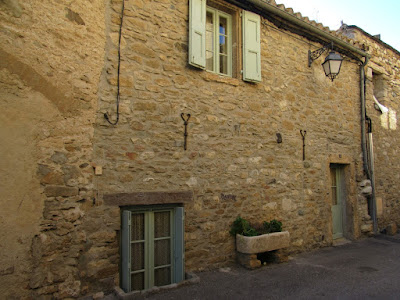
[229,216,259,236]
[230,216,282,237]
[263,219,282,234]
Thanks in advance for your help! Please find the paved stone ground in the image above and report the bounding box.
[105,234,400,300]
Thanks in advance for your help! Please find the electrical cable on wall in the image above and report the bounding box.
[104,0,125,125]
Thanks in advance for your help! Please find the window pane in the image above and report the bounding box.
[154,239,171,267]
[131,272,144,291]
[219,16,227,36]
[206,52,214,71]
[131,213,144,241]
[154,211,170,238]
[219,16,228,55]
[219,54,228,74]
[206,11,213,31]
[220,42,227,55]
[154,267,171,287]
[206,30,214,52]
[131,242,145,271]
[206,11,214,71]
[219,35,226,48]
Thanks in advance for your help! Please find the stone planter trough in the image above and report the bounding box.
[236,231,290,269]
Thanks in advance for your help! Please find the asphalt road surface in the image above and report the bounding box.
[145,235,400,300]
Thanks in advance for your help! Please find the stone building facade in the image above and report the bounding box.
[0,0,398,298]
[339,25,400,232]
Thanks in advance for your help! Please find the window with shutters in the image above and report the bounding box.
[121,206,184,292]
[189,0,262,82]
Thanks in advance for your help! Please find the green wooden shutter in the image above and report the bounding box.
[242,10,261,82]
[189,0,206,69]
[121,210,131,292]
[173,207,184,283]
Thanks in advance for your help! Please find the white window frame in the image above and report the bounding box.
[205,6,232,76]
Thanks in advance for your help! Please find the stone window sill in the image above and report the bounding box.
[201,72,240,86]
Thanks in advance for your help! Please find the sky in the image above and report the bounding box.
[276,0,400,51]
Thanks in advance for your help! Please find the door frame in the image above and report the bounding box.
[326,154,356,241]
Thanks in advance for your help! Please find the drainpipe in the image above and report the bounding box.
[367,118,378,234]
[360,59,378,234]
[360,58,370,176]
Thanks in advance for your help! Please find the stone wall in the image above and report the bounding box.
[0,0,106,298]
[2,0,396,298]
[94,0,370,282]
[340,26,400,230]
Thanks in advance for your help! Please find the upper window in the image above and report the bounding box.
[206,7,232,76]
[189,0,262,83]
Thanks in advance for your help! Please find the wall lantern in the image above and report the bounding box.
[308,42,343,82]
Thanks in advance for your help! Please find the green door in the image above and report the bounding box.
[331,165,345,239]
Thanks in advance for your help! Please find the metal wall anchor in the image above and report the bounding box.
[300,130,307,161]
[181,113,191,150]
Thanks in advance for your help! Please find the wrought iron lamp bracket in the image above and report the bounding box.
[308,42,333,67]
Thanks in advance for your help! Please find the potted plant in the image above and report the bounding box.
[230,216,290,268]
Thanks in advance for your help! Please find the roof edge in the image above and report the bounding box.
[345,25,400,57]
[242,0,370,59]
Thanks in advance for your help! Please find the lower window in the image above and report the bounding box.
[121,206,184,292]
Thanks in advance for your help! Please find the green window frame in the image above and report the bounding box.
[205,7,232,76]
[121,206,184,292]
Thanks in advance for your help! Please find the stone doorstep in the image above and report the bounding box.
[332,238,352,247]
[112,272,200,299]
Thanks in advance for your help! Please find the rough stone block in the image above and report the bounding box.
[0,266,14,276]
[360,179,371,187]
[386,222,398,236]
[361,223,373,233]
[376,197,383,216]
[236,252,261,269]
[56,279,81,298]
[92,291,104,299]
[51,152,68,164]
[44,185,79,197]
[273,250,289,263]
[40,171,64,185]
[361,186,372,196]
